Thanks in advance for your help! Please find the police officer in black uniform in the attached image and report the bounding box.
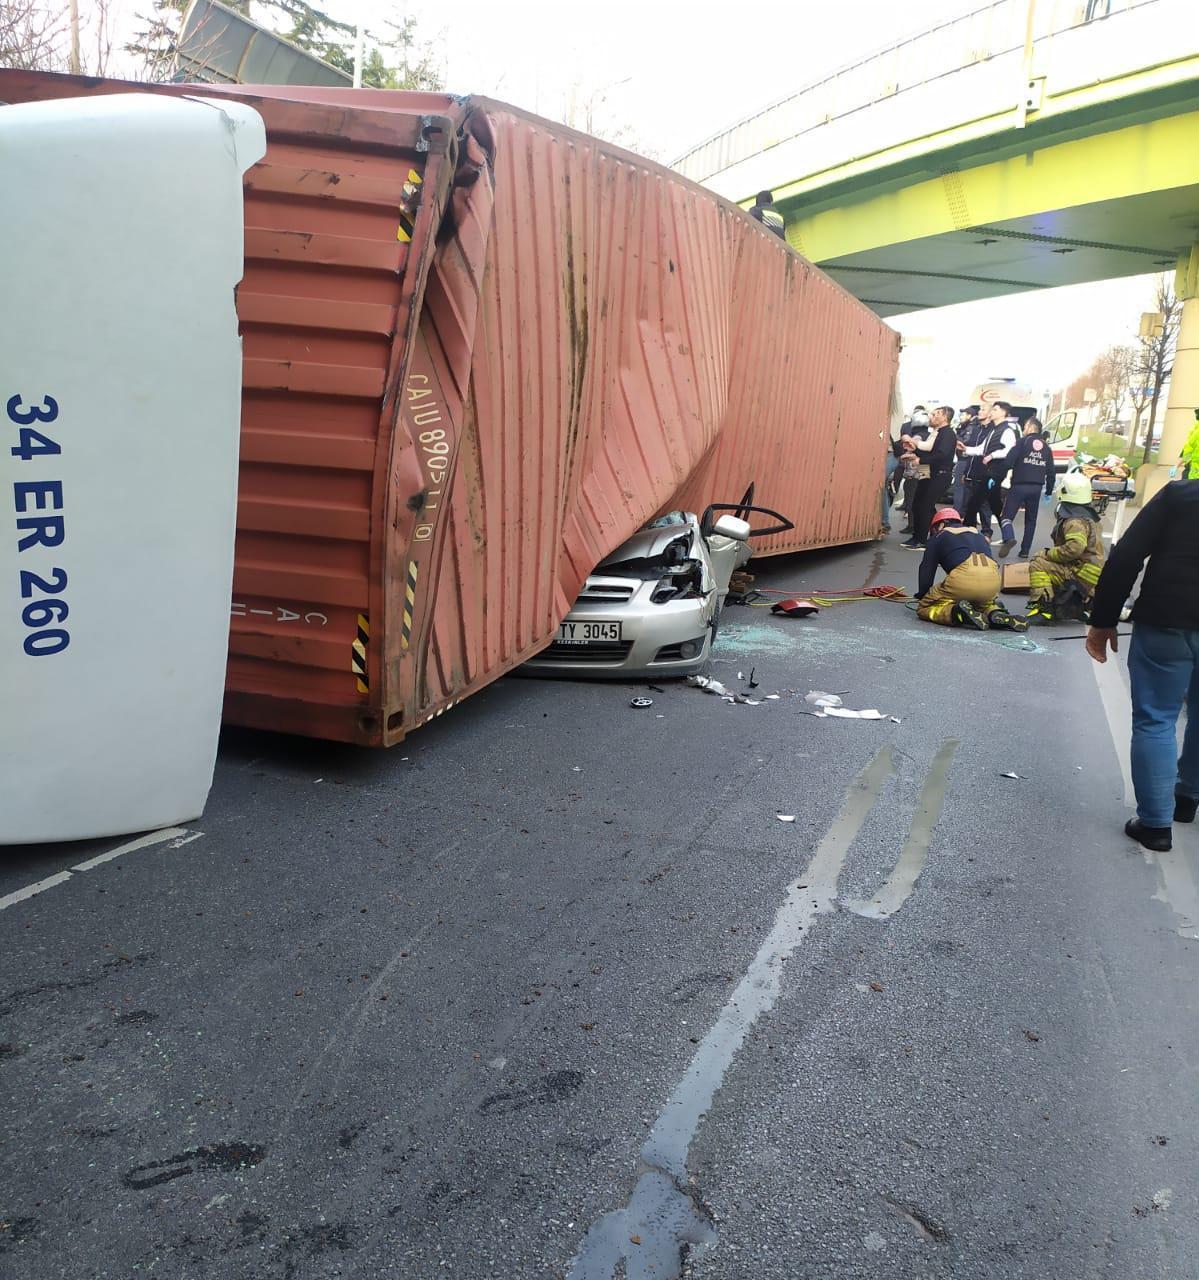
[956,400,1019,537]
[997,416,1057,559]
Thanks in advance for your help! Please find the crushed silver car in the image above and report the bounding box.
[525,495,793,679]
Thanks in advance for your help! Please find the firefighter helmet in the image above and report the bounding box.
[1058,473,1094,505]
[929,508,962,531]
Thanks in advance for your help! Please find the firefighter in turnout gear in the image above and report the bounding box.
[915,509,1029,631]
[1025,472,1106,625]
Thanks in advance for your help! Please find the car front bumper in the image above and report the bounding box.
[523,580,715,679]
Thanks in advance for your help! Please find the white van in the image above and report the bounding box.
[1041,409,1080,472]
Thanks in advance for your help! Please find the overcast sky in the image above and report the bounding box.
[89,0,1167,409]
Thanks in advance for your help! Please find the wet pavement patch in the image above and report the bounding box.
[0,952,154,1018]
[478,1069,584,1116]
[113,1009,158,1026]
[0,1216,41,1254]
[122,1142,267,1190]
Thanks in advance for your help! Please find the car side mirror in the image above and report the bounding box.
[711,515,751,541]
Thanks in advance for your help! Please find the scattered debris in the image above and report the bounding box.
[630,697,654,709]
[647,684,665,693]
[889,716,902,724]
[687,675,729,697]
[748,666,759,688]
[771,597,820,617]
[869,981,884,992]
[776,814,796,823]
[765,694,781,701]
[1023,1028,1041,1043]
[806,691,842,708]
[999,771,1023,780]
[805,693,884,719]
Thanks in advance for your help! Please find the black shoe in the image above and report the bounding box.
[998,537,1016,559]
[899,526,914,535]
[900,540,926,550]
[988,609,1029,632]
[1176,795,1199,824]
[1125,818,1172,852]
[953,600,989,631]
[1018,552,1030,560]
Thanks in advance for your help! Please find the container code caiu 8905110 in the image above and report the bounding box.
[8,393,70,656]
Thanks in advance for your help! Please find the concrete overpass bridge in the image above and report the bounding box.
[674,0,1199,494]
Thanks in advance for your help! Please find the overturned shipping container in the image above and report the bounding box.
[0,73,898,747]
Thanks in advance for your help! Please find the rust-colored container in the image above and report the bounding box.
[0,74,898,746]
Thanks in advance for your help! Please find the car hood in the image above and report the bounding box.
[596,521,698,569]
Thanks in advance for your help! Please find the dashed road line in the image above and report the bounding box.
[0,827,202,912]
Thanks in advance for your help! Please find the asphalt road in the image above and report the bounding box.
[3,532,1197,1280]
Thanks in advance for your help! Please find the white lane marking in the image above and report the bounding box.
[1091,653,1136,806]
[843,739,959,920]
[1090,651,1199,939]
[1151,853,1199,941]
[0,871,73,912]
[569,747,901,1279]
[0,827,201,913]
[72,827,188,872]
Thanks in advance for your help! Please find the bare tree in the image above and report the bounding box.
[2,0,127,76]
[561,76,659,160]
[1,0,68,70]
[1092,344,1136,444]
[1130,276,1180,464]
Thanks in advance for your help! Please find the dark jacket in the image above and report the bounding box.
[916,425,957,474]
[1006,431,1057,494]
[917,526,994,597]
[750,206,786,239]
[963,420,1019,482]
[1090,480,1199,630]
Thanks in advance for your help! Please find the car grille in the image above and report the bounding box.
[577,582,636,603]
[535,641,634,663]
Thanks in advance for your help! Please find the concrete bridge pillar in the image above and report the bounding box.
[1141,243,1199,504]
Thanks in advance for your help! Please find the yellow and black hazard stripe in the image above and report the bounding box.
[401,561,419,651]
[352,613,369,694]
[396,168,423,243]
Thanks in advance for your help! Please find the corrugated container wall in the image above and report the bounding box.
[0,73,898,747]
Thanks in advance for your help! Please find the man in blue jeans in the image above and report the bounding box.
[1086,479,1199,851]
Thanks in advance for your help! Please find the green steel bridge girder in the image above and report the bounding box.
[767,80,1199,316]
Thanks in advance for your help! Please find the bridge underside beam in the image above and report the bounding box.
[787,109,1199,317]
